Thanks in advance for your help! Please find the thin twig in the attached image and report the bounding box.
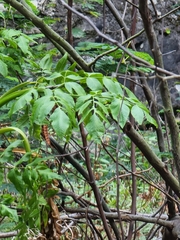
[0,231,18,238]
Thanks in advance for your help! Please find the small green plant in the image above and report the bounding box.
[0,127,62,239]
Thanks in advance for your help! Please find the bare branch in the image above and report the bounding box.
[49,136,121,240]
[61,208,172,228]
[139,0,180,187]
[60,0,180,78]
[105,0,129,39]
[0,231,18,238]
[124,122,180,197]
[78,117,115,240]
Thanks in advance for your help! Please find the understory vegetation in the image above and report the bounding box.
[0,0,180,240]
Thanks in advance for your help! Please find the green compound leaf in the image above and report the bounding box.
[131,105,144,125]
[9,88,38,116]
[55,53,68,72]
[110,98,130,128]
[144,111,157,128]
[76,95,92,110]
[31,96,55,124]
[54,88,75,108]
[86,113,105,140]
[65,82,86,95]
[0,60,8,77]
[50,107,70,139]
[103,77,123,95]
[17,35,30,55]
[86,77,103,91]
[0,140,23,163]
[37,168,61,183]
[77,100,92,115]
[39,54,52,71]
[1,29,21,38]
[0,204,18,222]
[8,168,26,195]
[72,27,85,38]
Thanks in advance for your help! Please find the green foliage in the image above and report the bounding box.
[72,27,86,38]
[75,0,103,15]
[0,129,61,239]
[76,41,154,74]
[0,127,31,152]
[0,43,158,237]
[0,27,58,84]
[0,0,39,31]
[0,9,160,239]
[23,0,39,14]
[0,28,37,77]
[130,49,154,65]
[0,53,156,142]
[0,203,18,222]
[0,77,18,97]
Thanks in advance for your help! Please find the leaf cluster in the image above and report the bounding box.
[74,0,103,16]
[0,134,61,238]
[0,28,37,77]
[76,41,154,74]
[1,53,157,143]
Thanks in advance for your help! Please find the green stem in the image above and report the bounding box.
[0,127,31,152]
[0,81,35,99]
[0,89,29,107]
